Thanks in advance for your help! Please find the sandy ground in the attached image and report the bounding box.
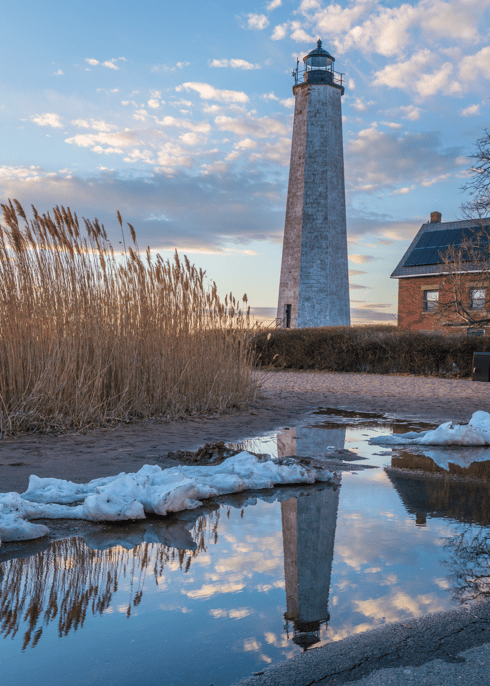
[2,369,490,494]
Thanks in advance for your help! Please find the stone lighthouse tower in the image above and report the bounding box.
[276,40,350,329]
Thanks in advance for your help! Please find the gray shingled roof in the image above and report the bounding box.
[391,217,490,279]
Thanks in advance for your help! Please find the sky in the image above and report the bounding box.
[1,0,490,325]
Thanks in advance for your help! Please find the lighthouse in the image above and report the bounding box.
[276,40,350,329]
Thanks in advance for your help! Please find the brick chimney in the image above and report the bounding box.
[430,211,442,223]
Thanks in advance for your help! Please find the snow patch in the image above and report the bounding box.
[371,411,490,446]
[0,452,335,546]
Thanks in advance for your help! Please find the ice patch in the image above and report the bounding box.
[423,447,490,471]
[371,411,490,446]
[0,452,336,546]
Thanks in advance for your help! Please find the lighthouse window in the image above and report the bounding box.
[285,304,292,328]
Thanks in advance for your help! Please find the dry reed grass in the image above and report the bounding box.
[0,200,258,436]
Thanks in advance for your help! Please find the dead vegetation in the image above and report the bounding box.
[0,200,258,436]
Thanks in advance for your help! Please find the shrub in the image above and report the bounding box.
[253,325,490,377]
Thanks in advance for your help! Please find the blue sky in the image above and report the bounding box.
[1,0,489,324]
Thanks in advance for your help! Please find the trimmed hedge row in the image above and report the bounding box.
[252,326,490,377]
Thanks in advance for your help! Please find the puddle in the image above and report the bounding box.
[3,412,490,686]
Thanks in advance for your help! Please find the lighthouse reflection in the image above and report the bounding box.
[277,427,342,650]
[0,424,344,656]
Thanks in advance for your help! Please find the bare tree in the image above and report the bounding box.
[461,128,490,219]
[437,227,490,329]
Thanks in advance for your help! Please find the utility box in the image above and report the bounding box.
[472,352,490,382]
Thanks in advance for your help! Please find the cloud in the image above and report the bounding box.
[249,137,291,165]
[349,254,375,264]
[247,13,269,30]
[298,0,484,58]
[261,92,279,101]
[176,82,249,103]
[389,185,415,196]
[266,0,282,9]
[460,104,480,117]
[346,126,463,191]
[347,211,424,243]
[349,282,371,290]
[71,119,118,132]
[315,2,417,56]
[65,130,140,150]
[280,98,295,108]
[180,131,207,146]
[209,58,261,70]
[380,121,402,129]
[215,114,289,138]
[351,97,374,112]
[85,57,125,70]
[156,116,211,133]
[30,113,63,128]
[459,46,490,82]
[397,106,422,121]
[419,0,482,41]
[63,114,215,169]
[0,164,48,182]
[290,21,315,42]
[150,62,190,73]
[373,50,461,97]
[271,22,288,40]
[0,168,286,250]
[236,138,258,150]
[350,307,396,323]
[52,69,64,76]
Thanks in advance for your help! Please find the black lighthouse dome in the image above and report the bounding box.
[303,39,334,70]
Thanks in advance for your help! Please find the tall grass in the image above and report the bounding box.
[0,200,257,435]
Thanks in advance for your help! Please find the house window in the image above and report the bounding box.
[423,290,439,311]
[285,304,292,328]
[470,288,486,309]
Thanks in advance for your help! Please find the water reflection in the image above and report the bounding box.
[0,426,344,662]
[387,457,490,525]
[277,425,346,457]
[6,416,490,686]
[0,512,220,650]
[277,429,340,650]
[386,447,490,606]
[444,527,490,603]
[391,448,490,480]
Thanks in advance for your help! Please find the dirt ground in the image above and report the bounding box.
[2,369,490,494]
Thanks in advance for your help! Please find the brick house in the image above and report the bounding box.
[391,212,490,334]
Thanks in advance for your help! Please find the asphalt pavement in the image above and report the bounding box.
[233,598,490,686]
